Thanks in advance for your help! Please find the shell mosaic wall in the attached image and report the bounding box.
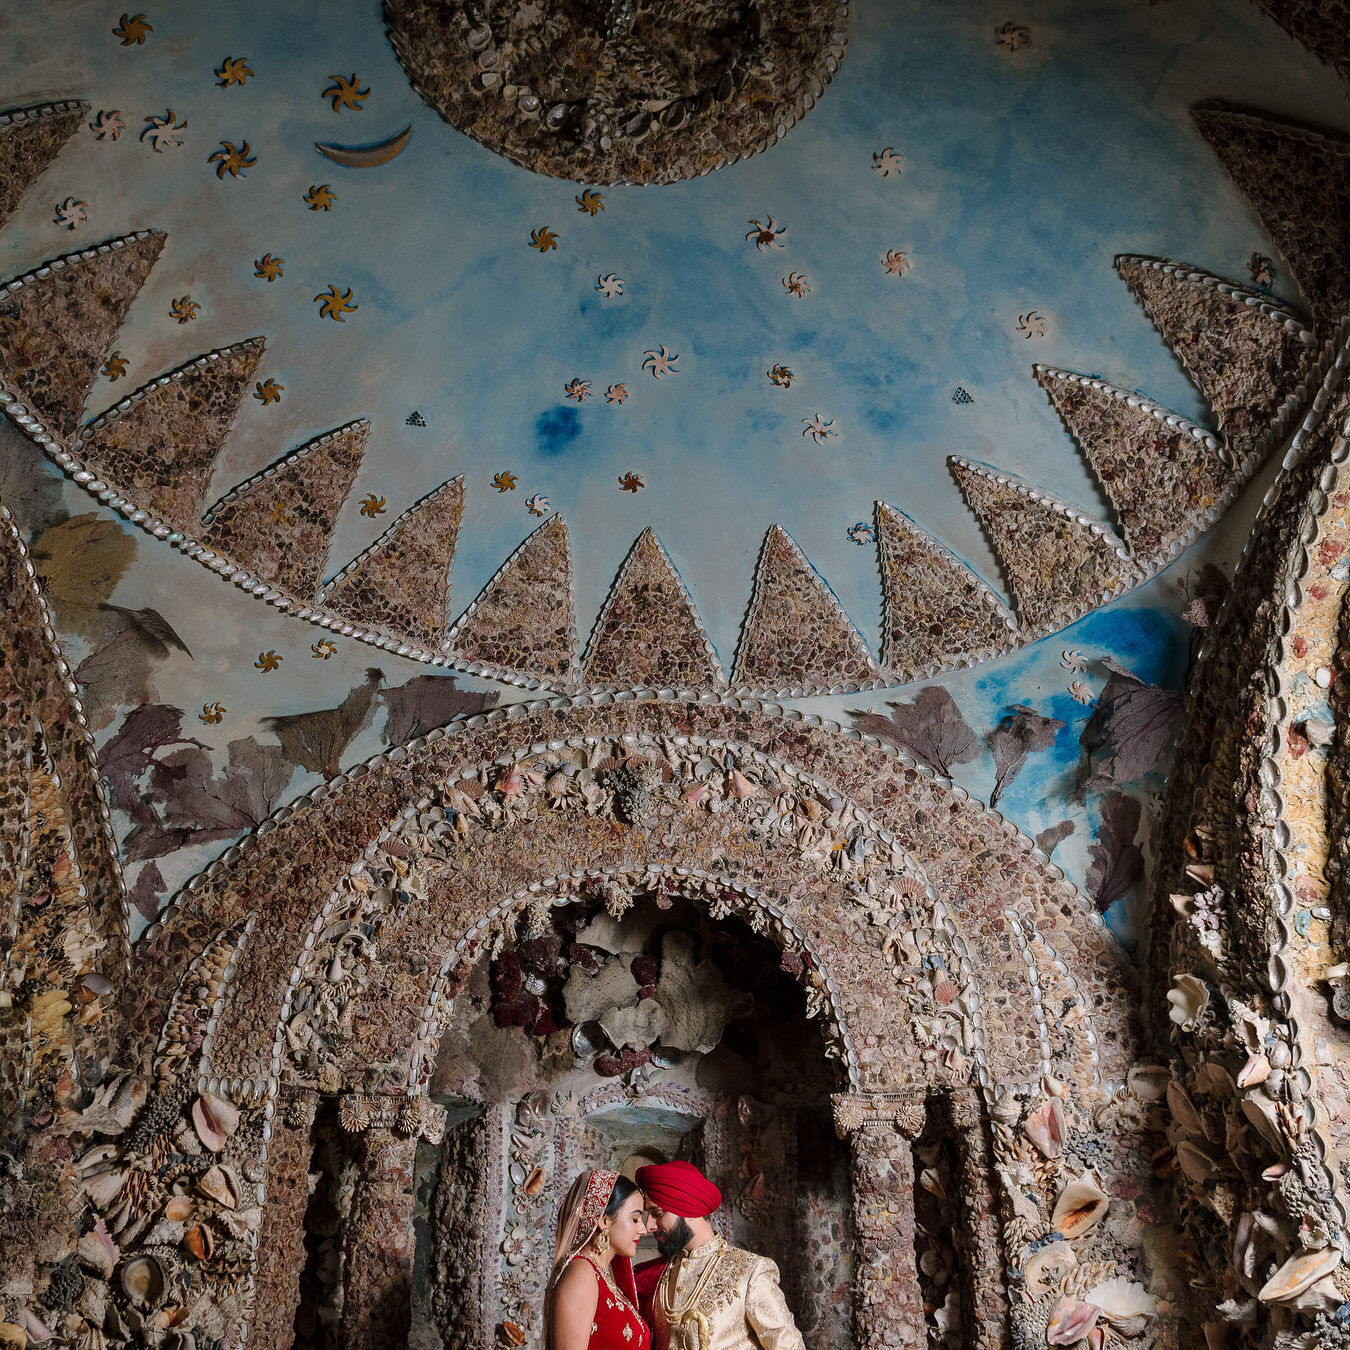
[3,1,1350,1348]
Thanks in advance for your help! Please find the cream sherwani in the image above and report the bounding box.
[651,1236,805,1350]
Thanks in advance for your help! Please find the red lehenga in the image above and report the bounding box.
[545,1169,652,1350]
[570,1252,651,1350]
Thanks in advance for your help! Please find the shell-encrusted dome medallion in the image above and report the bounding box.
[384,0,849,185]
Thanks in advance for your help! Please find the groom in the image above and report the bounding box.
[633,1160,805,1350]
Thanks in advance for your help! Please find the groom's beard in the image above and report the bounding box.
[656,1218,695,1259]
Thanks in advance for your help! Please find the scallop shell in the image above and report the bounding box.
[119,1253,166,1305]
[197,1164,240,1209]
[1047,1296,1099,1346]
[1051,1174,1109,1239]
[191,1094,239,1153]
[1257,1246,1342,1303]
[1085,1275,1157,1324]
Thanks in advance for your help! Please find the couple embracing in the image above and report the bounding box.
[545,1160,805,1350]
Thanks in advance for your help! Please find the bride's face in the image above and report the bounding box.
[602,1191,649,1258]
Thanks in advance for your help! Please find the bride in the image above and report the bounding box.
[545,1169,651,1350]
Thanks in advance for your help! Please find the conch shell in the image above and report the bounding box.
[1257,1247,1342,1304]
[1025,1097,1068,1159]
[191,1094,239,1153]
[1051,1174,1109,1239]
[1047,1296,1100,1345]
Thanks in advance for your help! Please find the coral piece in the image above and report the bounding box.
[0,231,165,446]
[71,340,265,536]
[874,502,1017,682]
[733,524,882,694]
[1192,103,1350,333]
[948,458,1142,632]
[199,421,369,603]
[384,0,847,186]
[0,100,88,232]
[1036,367,1243,568]
[445,514,576,684]
[584,528,725,691]
[319,475,463,647]
[1115,255,1313,471]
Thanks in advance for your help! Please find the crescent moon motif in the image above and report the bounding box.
[314,125,413,168]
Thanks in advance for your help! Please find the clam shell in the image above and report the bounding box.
[1047,1296,1099,1345]
[1166,974,1209,1030]
[191,1094,239,1153]
[1175,1139,1224,1184]
[1257,1247,1341,1303]
[1051,1174,1109,1240]
[197,1163,240,1209]
[1241,1095,1288,1156]
[119,1253,166,1305]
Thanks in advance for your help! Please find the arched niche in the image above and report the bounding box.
[58,697,1156,1350]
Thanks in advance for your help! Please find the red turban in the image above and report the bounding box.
[635,1161,722,1218]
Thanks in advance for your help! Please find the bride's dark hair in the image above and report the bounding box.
[605,1173,640,1218]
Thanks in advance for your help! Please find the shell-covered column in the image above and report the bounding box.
[337,1124,421,1349]
[945,1088,1008,1348]
[250,1090,319,1350]
[834,1093,927,1350]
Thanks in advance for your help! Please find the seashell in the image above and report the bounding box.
[338,1095,374,1133]
[1175,1139,1224,1184]
[1126,1065,1169,1102]
[499,1322,527,1348]
[1237,1054,1271,1089]
[84,1168,128,1211]
[1086,1275,1157,1325]
[497,764,524,797]
[1257,1246,1342,1303]
[523,1166,546,1196]
[1047,1296,1100,1345]
[1025,1097,1068,1159]
[184,1223,215,1261]
[191,1094,239,1153]
[1166,1081,1203,1136]
[119,1253,166,1305]
[1201,1061,1237,1102]
[1087,1331,1107,1350]
[682,782,708,804]
[1262,1163,1288,1182]
[164,1196,195,1223]
[1241,1095,1288,1156]
[20,1310,52,1342]
[1024,1240,1075,1299]
[728,770,757,799]
[197,1163,240,1209]
[918,1167,946,1199]
[1051,1174,1109,1239]
[219,1205,261,1238]
[76,1220,119,1278]
[1167,974,1209,1031]
[1041,1074,1069,1100]
[0,1325,24,1348]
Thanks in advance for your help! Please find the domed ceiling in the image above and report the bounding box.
[1,0,1345,949]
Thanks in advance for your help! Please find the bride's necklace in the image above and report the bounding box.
[657,1237,724,1320]
[589,1249,640,1318]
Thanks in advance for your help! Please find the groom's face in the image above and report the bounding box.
[648,1205,695,1258]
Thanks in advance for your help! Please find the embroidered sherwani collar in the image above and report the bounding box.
[675,1235,725,1267]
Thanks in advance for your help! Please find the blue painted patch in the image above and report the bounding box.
[1068,606,1186,688]
[535,406,583,457]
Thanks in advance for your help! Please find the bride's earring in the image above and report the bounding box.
[596,1230,610,1253]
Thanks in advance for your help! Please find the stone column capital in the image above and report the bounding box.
[831,1091,927,1141]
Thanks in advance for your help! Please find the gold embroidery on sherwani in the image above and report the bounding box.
[653,1238,804,1350]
